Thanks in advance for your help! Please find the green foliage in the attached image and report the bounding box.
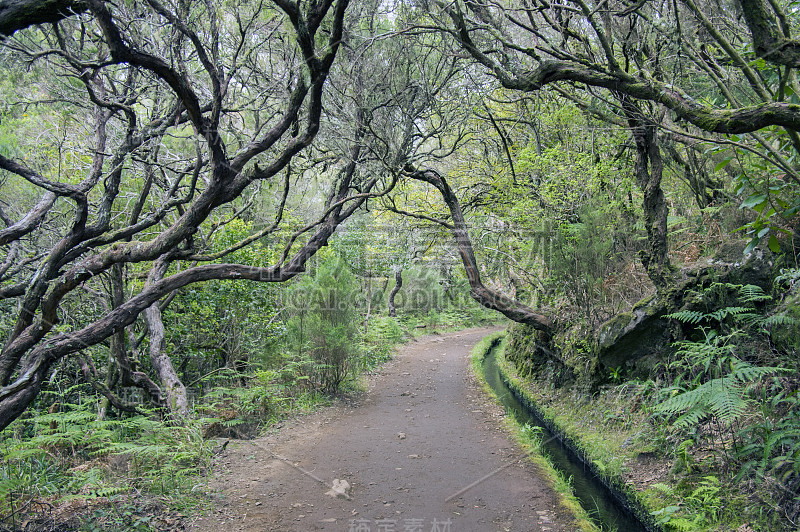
[657,285,789,431]
[650,476,723,530]
[646,280,800,526]
[198,352,328,430]
[710,125,800,254]
[520,423,545,450]
[388,265,447,315]
[164,219,283,381]
[360,316,404,370]
[331,216,414,278]
[656,364,773,429]
[286,255,362,393]
[608,366,624,383]
[0,394,212,526]
[734,379,800,504]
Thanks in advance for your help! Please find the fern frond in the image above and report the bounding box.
[734,312,763,327]
[706,379,748,423]
[655,362,781,428]
[655,386,707,416]
[729,362,785,383]
[669,517,700,531]
[649,483,675,495]
[763,314,799,327]
[708,306,751,322]
[665,310,704,324]
[35,409,95,425]
[0,476,28,499]
[674,405,709,429]
[1,447,47,461]
[673,340,730,358]
[93,486,128,498]
[738,284,772,303]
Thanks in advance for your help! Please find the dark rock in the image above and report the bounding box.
[597,295,670,374]
[507,248,782,386]
[596,248,775,377]
[506,324,575,386]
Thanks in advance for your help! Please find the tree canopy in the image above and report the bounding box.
[0,0,798,431]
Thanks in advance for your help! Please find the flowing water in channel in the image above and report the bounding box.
[481,345,650,532]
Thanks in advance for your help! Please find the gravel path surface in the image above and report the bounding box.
[189,327,583,532]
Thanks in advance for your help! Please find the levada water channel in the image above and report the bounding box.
[481,342,654,532]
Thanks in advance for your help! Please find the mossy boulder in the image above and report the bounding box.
[508,249,780,386]
[596,249,776,377]
[506,324,575,386]
[597,294,670,375]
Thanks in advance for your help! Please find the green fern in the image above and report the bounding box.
[658,283,789,433]
[93,486,129,498]
[664,310,704,324]
[665,517,701,531]
[707,306,751,322]
[656,363,782,427]
[737,284,771,304]
[763,314,799,327]
[0,475,28,503]
[666,284,777,330]
[0,396,214,520]
[650,483,675,495]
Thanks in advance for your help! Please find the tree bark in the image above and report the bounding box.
[388,268,403,317]
[737,0,800,68]
[622,101,671,290]
[143,259,188,417]
[407,166,553,334]
[0,191,57,246]
[76,355,141,415]
[0,0,86,37]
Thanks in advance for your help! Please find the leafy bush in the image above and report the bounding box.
[286,255,362,393]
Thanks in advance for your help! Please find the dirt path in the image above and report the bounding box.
[189,328,583,532]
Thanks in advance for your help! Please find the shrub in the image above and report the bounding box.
[286,256,362,393]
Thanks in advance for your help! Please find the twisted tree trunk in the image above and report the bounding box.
[621,99,671,291]
[388,268,403,317]
[143,259,188,417]
[407,166,553,335]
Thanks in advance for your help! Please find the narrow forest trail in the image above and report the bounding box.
[188,328,583,532]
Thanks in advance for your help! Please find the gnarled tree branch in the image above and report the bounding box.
[405,165,553,334]
[0,0,86,36]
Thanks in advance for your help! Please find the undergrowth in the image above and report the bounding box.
[645,282,800,530]
[502,278,800,531]
[0,387,213,531]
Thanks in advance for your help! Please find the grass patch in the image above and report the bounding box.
[496,349,657,479]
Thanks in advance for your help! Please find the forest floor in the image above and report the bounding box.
[187,328,584,532]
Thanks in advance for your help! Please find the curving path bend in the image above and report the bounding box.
[189,328,582,532]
